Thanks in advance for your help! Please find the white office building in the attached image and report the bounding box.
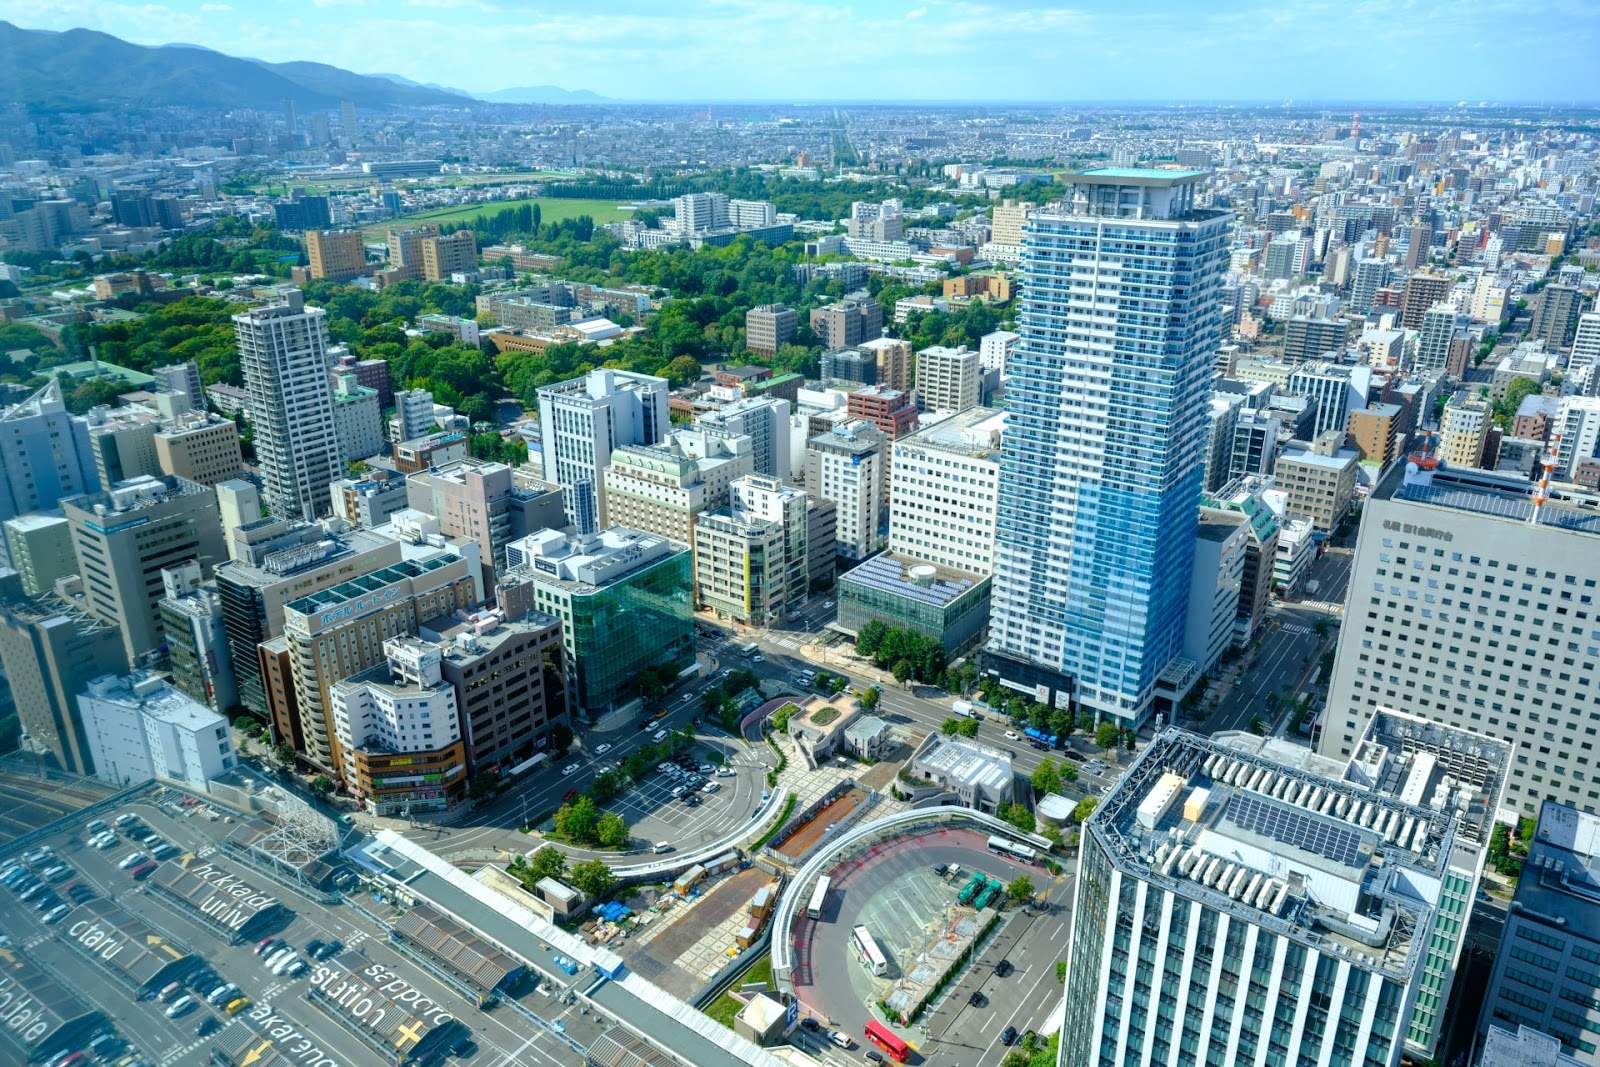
[804,421,886,562]
[77,670,237,791]
[1181,508,1247,675]
[668,193,730,236]
[888,406,1003,575]
[1320,459,1600,820]
[978,330,1018,374]
[331,636,462,789]
[1553,396,1600,479]
[235,290,342,519]
[537,369,670,526]
[915,344,981,413]
[391,387,437,443]
[1062,712,1509,1067]
[695,395,792,482]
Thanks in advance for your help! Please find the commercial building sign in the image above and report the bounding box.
[1381,519,1453,542]
[319,586,402,627]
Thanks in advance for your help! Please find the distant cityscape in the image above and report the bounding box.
[0,16,1597,1067]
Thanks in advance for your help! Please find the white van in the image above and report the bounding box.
[653,842,673,854]
[652,729,668,743]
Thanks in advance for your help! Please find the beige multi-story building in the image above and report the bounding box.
[424,608,568,775]
[305,229,367,282]
[386,224,440,282]
[406,458,564,580]
[888,407,1003,575]
[280,554,479,777]
[1346,403,1403,466]
[601,428,753,562]
[745,304,796,357]
[1439,394,1492,469]
[420,229,477,282]
[694,509,790,626]
[804,421,886,562]
[2,513,77,596]
[1273,447,1358,533]
[0,592,128,776]
[990,199,1031,247]
[153,412,244,487]
[915,344,981,413]
[859,336,915,393]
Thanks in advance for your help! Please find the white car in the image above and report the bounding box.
[561,763,581,777]
[90,832,117,850]
[827,1031,852,1049]
[1005,730,1020,740]
[595,743,612,756]
[119,852,148,870]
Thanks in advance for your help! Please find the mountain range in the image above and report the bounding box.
[0,22,603,111]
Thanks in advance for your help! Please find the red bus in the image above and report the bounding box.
[864,1020,910,1062]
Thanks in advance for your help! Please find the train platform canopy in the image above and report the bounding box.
[391,904,524,995]
[210,1025,315,1067]
[59,898,195,996]
[587,1028,678,1067]
[0,946,102,1062]
[148,860,289,943]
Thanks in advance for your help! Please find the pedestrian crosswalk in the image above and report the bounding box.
[1300,601,1344,614]
[1280,624,1312,636]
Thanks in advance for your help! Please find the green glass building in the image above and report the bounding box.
[500,528,694,717]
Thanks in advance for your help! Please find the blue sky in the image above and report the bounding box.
[3,0,1598,102]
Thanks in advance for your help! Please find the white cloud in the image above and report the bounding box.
[906,5,927,16]
[200,2,231,9]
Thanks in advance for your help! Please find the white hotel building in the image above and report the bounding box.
[1064,711,1508,1067]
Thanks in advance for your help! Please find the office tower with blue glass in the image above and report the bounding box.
[985,169,1231,727]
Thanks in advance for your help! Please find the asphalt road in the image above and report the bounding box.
[793,827,1072,1067]
[1,795,588,1067]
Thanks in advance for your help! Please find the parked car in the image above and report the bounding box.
[999,1025,1018,1046]
[119,852,148,871]
[165,995,197,1019]
[255,937,283,957]
[225,997,251,1016]
[799,1018,820,1032]
[827,1031,851,1049]
[42,904,70,925]
[86,818,108,835]
[207,984,239,1006]
[316,940,343,959]
[197,1016,223,1038]
[129,862,157,880]
[113,813,137,828]
[865,1052,886,1065]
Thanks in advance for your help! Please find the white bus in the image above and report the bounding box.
[851,925,888,977]
[807,876,831,920]
[987,835,1038,863]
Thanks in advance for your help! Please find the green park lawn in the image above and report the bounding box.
[361,197,631,238]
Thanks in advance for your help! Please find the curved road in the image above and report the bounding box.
[792,827,1039,1059]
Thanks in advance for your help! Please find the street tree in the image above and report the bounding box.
[1007,875,1035,904]
[1031,758,1062,797]
[570,858,617,899]
[596,812,630,849]
[526,845,567,882]
[1072,796,1099,824]
[1093,722,1120,751]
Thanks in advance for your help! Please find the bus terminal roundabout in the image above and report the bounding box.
[773,809,1058,1063]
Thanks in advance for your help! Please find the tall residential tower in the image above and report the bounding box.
[985,169,1231,726]
[234,290,342,520]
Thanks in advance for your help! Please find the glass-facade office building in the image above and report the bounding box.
[987,170,1231,726]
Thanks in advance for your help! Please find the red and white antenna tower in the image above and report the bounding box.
[1531,433,1562,526]
[1351,110,1361,139]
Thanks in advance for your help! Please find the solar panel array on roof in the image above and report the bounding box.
[1225,793,1363,867]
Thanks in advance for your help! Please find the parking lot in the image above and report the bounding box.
[0,787,591,1067]
[603,738,768,854]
